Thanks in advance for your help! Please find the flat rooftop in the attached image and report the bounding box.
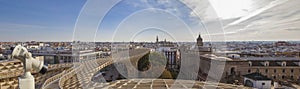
[241,57,300,61]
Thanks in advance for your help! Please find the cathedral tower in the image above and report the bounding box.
[197,34,203,47]
[156,36,159,43]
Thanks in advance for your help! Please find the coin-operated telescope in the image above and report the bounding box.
[12,45,47,89]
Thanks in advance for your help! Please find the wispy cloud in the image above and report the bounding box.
[126,0,193,20]
[224,0,289,28]
[1,0,299,41]
[181,0,300,41]
[284,27,300,31]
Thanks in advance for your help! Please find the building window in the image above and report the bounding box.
[282,69,285,73]
[282,76,285,79]
[291,75,294,79]
[265,69,268,73]
[265,62,269,66]
[274,69,276,73]
[248,69,251,73]
[282,62,286,66]
[273,76,276,79]
[291,69,294,73]
[262,83,265,85]
[248,62,252,67]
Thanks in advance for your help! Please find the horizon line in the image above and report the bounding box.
[1,40,300,43]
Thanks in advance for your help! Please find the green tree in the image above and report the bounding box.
[159,70,173,79]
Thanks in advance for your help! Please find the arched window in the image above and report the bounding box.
[248,61,252,67]
[282,62,286,66]
[265,61,269,66]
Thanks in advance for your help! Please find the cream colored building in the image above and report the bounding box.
[199,55,300,85]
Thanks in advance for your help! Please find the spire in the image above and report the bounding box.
[198,32,202,38]
[156,35,159,43]
[197,33,202,40]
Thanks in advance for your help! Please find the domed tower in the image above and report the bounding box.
[197,34,203,47]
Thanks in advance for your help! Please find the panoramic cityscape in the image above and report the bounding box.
[1,0,300,89]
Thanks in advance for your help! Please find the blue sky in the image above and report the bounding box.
[0,0,299,42]
[96,0,204,42]
[0,0,85,41]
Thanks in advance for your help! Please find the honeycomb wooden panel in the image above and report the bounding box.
[4,65,12,69]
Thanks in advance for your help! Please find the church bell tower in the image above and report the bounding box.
[197,34,203,47]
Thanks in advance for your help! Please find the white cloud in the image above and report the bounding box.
[224,0,289,28]
[181,0,300,41]
[98,0,300,41]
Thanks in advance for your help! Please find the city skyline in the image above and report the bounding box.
[1,1,300,89]
[0,0,299,42]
